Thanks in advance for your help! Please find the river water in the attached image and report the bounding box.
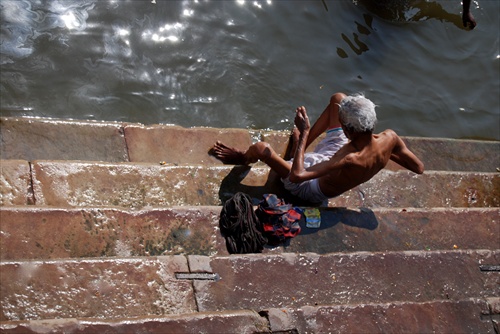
[1,0,499,140]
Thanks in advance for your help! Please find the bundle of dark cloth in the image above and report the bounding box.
[219,192,302,254]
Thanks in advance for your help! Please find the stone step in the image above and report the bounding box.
[194,250,499,313]
[1,160,499,208]
[1,250,498,322]
[1,207,498,260]
[2,117,499,172]
[1,298,498,333]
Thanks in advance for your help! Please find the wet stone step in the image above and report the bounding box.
[0,117,129,162]
[265,298,499,334]
[1,298,498,334]
[2,116,499,172]
[1,251,497,322]
[25,161,499,208]
[0,207,498,260]
[192,250,500,313]
[0,311,269,334]
[0,256,196,322]
[0,160,32,206]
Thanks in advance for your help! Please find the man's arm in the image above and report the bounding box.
[390,133,425,174]
[289,106,349,183]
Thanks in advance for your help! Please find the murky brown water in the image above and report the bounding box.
[1,0,498,140]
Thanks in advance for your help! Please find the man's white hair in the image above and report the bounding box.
[338,93,377,133]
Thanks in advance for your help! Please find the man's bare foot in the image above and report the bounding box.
[209,141,248,165]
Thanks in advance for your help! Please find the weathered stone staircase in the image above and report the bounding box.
[1,116,499,333]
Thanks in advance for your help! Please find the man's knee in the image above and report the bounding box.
[330,92,346,105]
[251,142,273,160]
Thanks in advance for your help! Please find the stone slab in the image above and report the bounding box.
[30,161,499,208]
[487,297,500,333]
[328,170,500,208]
[0,256,195,321]
[286,207,500,254]
[124,124,253,165]
[267,299,494,333]
[0,160,32,206]
[1,207,498,260]
[30,162,281,208]
[0,117,128,162]
[0,310,269,334]
[0,207,225,260]
[3,116,499,172]
[403,136,500,173]
[194,250,500,312]
[0,299,495,334]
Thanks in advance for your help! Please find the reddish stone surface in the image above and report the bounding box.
[287,207,500,254]
[29,161,280,208]
[1,117,499,330]
[124,124,253,165]
[0,160,32,205]
[0,256,194,321]
[29,161,499,208]
[0,207,226,260]
[1,207,497,260]
[329,170,499,208]
[0,117,128,162]
[0,311,269,334]
[487,297,500,333]
[267,299,494,333]
[194,250,500,312]
[403,136,500,173]
[3,117,498,171]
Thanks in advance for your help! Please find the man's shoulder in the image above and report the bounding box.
[377,129,398,137]
[375,129,401,144]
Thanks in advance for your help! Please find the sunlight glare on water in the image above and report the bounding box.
[0,0,498,139]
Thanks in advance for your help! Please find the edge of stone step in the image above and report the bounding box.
[2,159,499,208]
[1,250,498,322]
[2,116,499,171]
[1,298,498,334]
[1,206,499,260]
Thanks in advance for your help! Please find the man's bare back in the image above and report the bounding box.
[210,92,424,203]
[316,129,424,198]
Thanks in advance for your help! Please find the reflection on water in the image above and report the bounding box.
[1,0,498,140]
[357,0,470,29]
[337,13,373,58]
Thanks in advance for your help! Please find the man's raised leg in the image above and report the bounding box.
[305,92,346,147]
[210,141,292,178]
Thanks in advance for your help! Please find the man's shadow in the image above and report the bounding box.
[218,165,324,207]
[282,207,380,253]
[218,165,380,253]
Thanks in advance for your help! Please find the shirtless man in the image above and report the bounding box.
[210,92,424,203]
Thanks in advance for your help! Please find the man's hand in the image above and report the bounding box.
[462,12,476,30]
[462,0,476,30]
[294,106,310,134]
